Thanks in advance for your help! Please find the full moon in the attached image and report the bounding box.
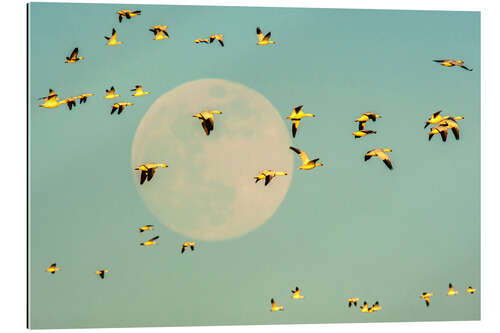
[131,79,293,241]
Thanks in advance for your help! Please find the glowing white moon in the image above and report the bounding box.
[131,79,293,241]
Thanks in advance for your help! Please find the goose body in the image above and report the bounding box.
[141,235,159,246]
[131,85,150,97]
[447,283,459,296]
[352,129,376,138]
[135,163,168,185]
[289,146,323,170]
[139,224,154,232]
[117,9,141,23]
[254,170,287,186]
[105,28,123,46]
[209,34,224,47]
[193,38,210,44]
[420,292,433,307]
[433,59,473,71]
[95,269,110,279]
[111,102,133,115]
[466,286,477,294]
[270,298,284,312]
[193,110,222,136]
[64,47,84,63]
[46,263,60,274]
[291,287,304,300]
[181,241,196,254]
[286,105,315,137]
[105,86,120,99]
[364,148,393,170]
[256,27,276,45]
[428,125,449,142]
[348,297,359,308]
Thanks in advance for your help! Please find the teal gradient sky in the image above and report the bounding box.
[28,2,480,329]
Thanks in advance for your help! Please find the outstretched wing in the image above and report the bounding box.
[147,168,155,181]
[289,146,310,164]
[432,110,442,118]
[292,120,300,138]
[376,151,393,170]
[140,171,147,185]
[69,47,79,59]
[364,150,374,161]
[256,27,264,42]
[440,129,448,142]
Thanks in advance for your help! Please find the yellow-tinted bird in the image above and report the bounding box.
[193,38,210,44]
[104,86,120,99]
[117,9,141,23]
[105,28,123,46]
[466,286,477,294]
[77,93,94,104]
[131,85,150,97]
[193,110,222,136]
[95,269,110,279]
[46,263,60,274]
[447,283,459,296]
[149,25,169,40]
[64,47,84,63]
[270,298,284,312]
[355,112,381,130]
[209,34,224,47]
[371,301,382,312]
[439,116,464,140]
[433,59,473,71]
[111,102,133,115]
[291,287,304,300]
[428,125,449,142]
[135,163,168,185]
[360,301,370,313]
[141,235,159,246]
[420,292,433,307]
[38,89,65,109]
[289,146,323,170]
[286,105,315,137]
[181,242,196,254]
[352,129,376,138]
[256,27,276,45]
[62,96,77,111]
[348,297,360,308]
[254,170,287,186]
[139,224,154,232]
[364,148,393,170]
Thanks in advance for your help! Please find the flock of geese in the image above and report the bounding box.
[36,7,477,322]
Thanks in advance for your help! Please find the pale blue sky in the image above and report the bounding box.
[29,2,479,329]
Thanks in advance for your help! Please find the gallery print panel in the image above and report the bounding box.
[28,2,479,329]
